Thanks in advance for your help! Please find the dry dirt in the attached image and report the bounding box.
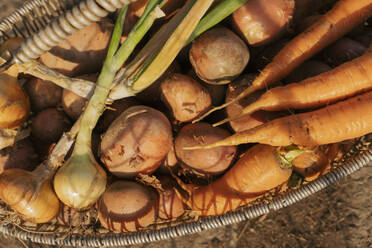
[0,1,372,247]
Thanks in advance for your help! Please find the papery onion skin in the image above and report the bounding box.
[0,70,30,129]
[98,181,156,232]
[54,151,107,210]
[0,169,60,223]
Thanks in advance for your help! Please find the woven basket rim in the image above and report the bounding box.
[0,0,372,247]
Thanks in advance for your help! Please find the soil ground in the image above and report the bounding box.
[0,1,371,247]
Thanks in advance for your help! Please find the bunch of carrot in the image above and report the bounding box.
[186,0,372,151]
[178,0,372,216]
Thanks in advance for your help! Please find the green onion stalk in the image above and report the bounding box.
[109,0,248,100]
[53,0,166,210]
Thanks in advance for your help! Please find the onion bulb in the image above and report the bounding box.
[0,166,60,223]
[98,181,156,232]
[0,66,30,129]
[54,147,107,210]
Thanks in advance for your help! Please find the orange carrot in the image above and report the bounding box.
[214,51,372,126]
[176,144,301,216]
[185,90,372,150]
[194,0,372,122]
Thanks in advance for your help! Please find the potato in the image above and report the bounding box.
[100,106,173,178]
[25,77,62,111]
[161,73,211,122]
[99,97,140,132]
[174,123,236,176]
[232,0,295,46]
[136,61,180,105]
[98,181,156,232]
[292,149,329,182]
[321,37,366,67]
[0,139,39,174]
[226,74,285,133]
[39,20,114,77]
[284,60,331,83]
[252,39,289,70]
[296,14,322,33]
[62,74,97,119]
[157,175,185,220]
[31,108,71,144]
[190,27,250,85]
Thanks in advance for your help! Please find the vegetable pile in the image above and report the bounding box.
[0,0,371,235]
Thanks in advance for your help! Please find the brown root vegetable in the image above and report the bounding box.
[176,144,295,216]
[31,108,71,144]
[157,175,185,220]
[284,60,332,83]
[0,67,30,129]
[98,181,156,232]
[161,73,211,122]
[321,37,367,67]
[292,149,328,182]
[39,20,114,77]
[25,77,62,111]
[189,27,250,85]
[62,74,97,119]
[136,61,180,105]
[174,123,236,176]
[202,83,226,106]
[99,97,140,132]
[252,39,289,70]
[232,0,295,46]
[296,15,322,32]
[226,74,285,133]
[353,27,372,48]
[61,89,87,120]
[100,106,173,178]
[163,144,178,168]
[0,168,60,223]
[0,139,39,174]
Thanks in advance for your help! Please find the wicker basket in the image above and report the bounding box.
[0,0,372,247]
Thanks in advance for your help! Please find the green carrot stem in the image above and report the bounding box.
[73,1,163,155]
[187,0,248,44]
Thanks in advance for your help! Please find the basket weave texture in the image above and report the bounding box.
[0,0,372,247]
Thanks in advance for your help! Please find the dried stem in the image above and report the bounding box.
[17,61,95,99]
